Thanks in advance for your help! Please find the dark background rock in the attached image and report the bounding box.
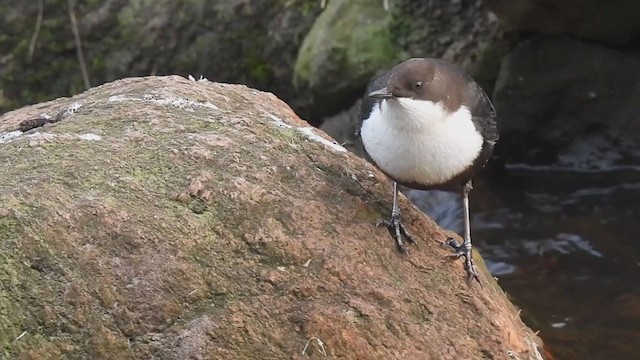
[484,0,640,46]
[493,36,640,167]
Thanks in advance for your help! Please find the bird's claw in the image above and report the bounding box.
[378,213,416,253]
[445,238,481,285]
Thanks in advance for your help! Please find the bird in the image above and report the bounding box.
[355,57,499,283]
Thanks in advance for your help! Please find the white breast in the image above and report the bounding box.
[360,97,483,187]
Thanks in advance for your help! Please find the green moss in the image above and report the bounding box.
[0,218,25,351]
[0,89,8,108]
[341,8,397,82]
[294,0,399,89]
[88,325,134,359]
[471,251,502,291]
[353,205,385,224]
[322,222,338,235]
[388,6,412,42]
[243,56,274,84]
[0,216,18,241]
[279,128,298,139]
[0,214,70,357]
[188,198,208,214]
[279,0,321,16]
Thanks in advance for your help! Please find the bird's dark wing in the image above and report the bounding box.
[468,80,499,146]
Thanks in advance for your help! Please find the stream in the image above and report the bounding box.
[407,163,640,360]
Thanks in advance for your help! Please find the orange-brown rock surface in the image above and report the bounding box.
[0,76,542,359]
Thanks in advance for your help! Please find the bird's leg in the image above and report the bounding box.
[377,182,417,253]
[446,181,480,284]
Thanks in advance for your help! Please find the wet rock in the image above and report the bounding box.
[484,0,640,46]
[0,76,540,358]
[493,36,640,167]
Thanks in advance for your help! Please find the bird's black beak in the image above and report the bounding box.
[368,87,393,99]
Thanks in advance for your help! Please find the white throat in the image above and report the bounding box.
[360,97,483,187]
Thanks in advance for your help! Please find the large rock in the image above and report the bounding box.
[484,0,640,46]
[493,36,640,167]
[294,0,512,121]
[0,0,319,116]
[0,77,541,358]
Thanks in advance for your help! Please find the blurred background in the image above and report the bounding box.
[1,0,639,358]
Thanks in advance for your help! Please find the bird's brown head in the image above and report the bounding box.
[368,58,437,101]
[367,58,468,113]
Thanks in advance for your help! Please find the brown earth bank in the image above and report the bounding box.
[0,76,543,359]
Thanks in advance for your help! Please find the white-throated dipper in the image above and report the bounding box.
[356,58,498,283]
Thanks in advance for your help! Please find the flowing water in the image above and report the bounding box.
[407,164,640,360]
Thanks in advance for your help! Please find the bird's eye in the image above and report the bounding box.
[415,81,423,89]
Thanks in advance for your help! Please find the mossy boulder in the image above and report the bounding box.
[0,76,542,358]
[293,0,399,118]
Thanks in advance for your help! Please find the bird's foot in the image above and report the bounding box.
[377,212,417,253]
[446,238,480,285]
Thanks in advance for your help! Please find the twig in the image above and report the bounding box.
[507,351,522,360]
[0,54,14,64]
[67,0,91,89]
[525,336,544,360]
[508,336,545,360]
[302,337,327,356]
[14,331,27,343]
[28,0,44,63]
